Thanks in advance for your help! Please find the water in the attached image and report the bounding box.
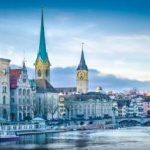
[1,127,150,150]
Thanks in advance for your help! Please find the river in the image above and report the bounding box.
[0,127,150,150]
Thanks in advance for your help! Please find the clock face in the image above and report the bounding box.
[77,71,86,80]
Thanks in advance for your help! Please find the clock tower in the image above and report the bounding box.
[76,43,88,93]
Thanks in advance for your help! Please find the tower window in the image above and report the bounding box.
[38,70,41,77]
[46,69,49,77]
[3,96,6,105]
[2,86,7,93]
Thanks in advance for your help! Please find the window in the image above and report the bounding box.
[27,99,30,103]
[3,109,7,119]
[23,79,26,83]
[19,98,22,104]
[23,89,26,96]
[11,98,14,103]
[27,90,30,96]
[38,70,41,77]
[2,86,7,93]
[45,69,49,77]
[3,96,6,105]
[18,89,22,96]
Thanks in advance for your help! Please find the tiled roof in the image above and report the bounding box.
[35,79,57,93]
[10,69,22,89]
[55,87,76,93]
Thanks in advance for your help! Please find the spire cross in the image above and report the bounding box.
[82,42,84,50]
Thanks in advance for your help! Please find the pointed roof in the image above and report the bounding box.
[77,43,88,71]
[22,59,27,74]
[36,9,49,64]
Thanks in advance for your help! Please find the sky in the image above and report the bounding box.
[0,0,150,84]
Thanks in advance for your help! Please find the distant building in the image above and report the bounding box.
[0,58,11,121]
[64,92,113,120]
[10,61,34,121]
[144,95,150,117]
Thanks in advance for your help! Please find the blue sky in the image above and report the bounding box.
[0,0,150,83]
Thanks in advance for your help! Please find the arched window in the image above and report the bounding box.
[38,70,41,77]
[19,89,22,96]
[3,96,6,104]
[23,89,26,96]
[3,109,7,119]
[45,69,49,77]
[27,90,30,96]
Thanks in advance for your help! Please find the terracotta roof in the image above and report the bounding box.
[35,79,57,93]
[10,69,22,89]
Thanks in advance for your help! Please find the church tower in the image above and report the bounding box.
[76,43,88,94]
[35,9,51,82]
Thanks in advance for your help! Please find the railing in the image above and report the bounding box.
[0,123,45,131]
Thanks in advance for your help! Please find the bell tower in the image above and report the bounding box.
[76,43,88,93]
[35,9,51,82]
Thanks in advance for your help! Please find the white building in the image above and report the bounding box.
[10,62,34,121]
[64,92,113,120]
[0,58,11,121]
[33,10,59,120]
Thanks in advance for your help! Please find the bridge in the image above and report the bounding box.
[116,117,150,126]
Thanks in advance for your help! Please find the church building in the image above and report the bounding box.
[33,10,59,120]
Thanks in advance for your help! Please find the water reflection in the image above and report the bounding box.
[1,127,150,150]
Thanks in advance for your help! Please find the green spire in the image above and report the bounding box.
[36,9,49,63]
[77,43,88,71]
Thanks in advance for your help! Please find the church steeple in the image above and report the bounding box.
[76,43,88,94]
[35,9,50,64]
[77,43,88,71]
[35,9,51,82]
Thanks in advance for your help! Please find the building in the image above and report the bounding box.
[33,10,59,120]
[76,44,88,94]
[143,95,150,117]
[10,61,34,121]
[64,92,113,120]
[0,58,11,121]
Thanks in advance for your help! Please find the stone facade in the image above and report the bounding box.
[64,92,113,120]
[0,58,11,120]
[10,62,34,121]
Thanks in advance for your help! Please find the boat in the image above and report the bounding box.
[0,131,19,142]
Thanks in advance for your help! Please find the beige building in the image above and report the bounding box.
[0,58,11,121]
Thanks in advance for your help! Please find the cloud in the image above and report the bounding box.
[0,8,150,82]
[11,64,150,92]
